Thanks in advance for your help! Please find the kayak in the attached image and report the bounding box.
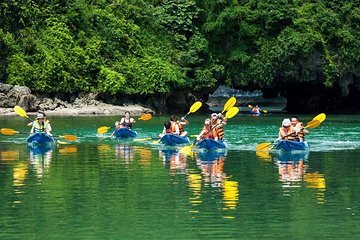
[160,134,189,146]
[196,138,226,150]
[114,128,138,138]
[273,140,309,151]
[250,111,261,116]
[26,133,55,148]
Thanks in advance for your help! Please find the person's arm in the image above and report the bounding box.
[180,117,189,125]
[174,124,180,135]
[119,118,125,125]
[46,122,53,135]
[197,129,206,140]
[130,118,136,124]
[27,121,33,127]
[30,123,35,134]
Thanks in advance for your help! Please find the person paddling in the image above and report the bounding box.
[291,116,309,142]
[197,118,219,141]
[252,105,261,114]
[30,113,52,136]
[278,118,295,141]
[119,111,136,129]
[211,113,226,141]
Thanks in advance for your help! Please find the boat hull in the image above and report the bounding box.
[26,133,55,149]
[196,138,226,150]
[114,128,138,138]
[274,140,309,151]
[160,134,189,146]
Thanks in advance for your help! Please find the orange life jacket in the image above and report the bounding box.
[201,125,217,139]
[279,126,295,140]
[213,119,224,140]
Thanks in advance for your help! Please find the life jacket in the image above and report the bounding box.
[279,126,295,140]
[201,125,217,139]
[33,120,49,133]
[252,107,259,114]
[178,122,184,135]
[121,118,133,129]
[213,119,224,140]
[294,122,305,142]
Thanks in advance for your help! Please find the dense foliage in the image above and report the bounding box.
[1,0,360,96]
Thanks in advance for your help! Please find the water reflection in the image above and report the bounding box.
[115,144,134,164]
[159,149,188,175]
[193,150,239,212]
[28,147,53,178]
[274,151,309,187]
[0,150,20,161]
[260,150,327,204]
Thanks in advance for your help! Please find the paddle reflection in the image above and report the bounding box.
[0,150,20,161]
[159,149,188,175]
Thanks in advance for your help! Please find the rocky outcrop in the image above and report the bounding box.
[0,83,154,116]
[0,83,38,111]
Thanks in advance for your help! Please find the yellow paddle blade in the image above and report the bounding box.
[222,97,236,113]
[97,126,111,134]
[180,144,195,156]
[59,135,78,141]
[305,119,320,129]
[14,106,30,119]
[1,128,20,135]
[188,101,202,114]
[133,138,154,142]
[247,104,253,109]
[151,139,161,144]
[256,142,272,151]
[313,113,326,123]
[138,113,152,121]
[262,109,268,114]
[225,107,239,119]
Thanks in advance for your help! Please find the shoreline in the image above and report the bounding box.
[0,103,155,116]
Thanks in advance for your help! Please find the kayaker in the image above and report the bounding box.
[197,118,218,141]
[119,111,136,129]
[170,115,189,137]
[27,111,49,127]
[252,105,260,114]
[159,121,179,138]
[211,113,226,141]
[30,113,52,136]
[291,117,309,142]
[110,121,121,138]
[278,118,295,140]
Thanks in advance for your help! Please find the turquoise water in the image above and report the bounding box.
[0,114,359,239]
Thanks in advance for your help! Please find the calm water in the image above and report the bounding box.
[0,114,359,239]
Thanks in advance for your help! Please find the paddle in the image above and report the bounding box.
[248,104,267,114]
[97,113,152,134]
[14,106,34,121]
[313,113,326,123]
[1,128,77,141]
[180,107,239,155]
[182,101,202,119]
[255,119,321,151]
[222,97,236,113]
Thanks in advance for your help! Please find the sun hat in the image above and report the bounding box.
[282,118,291,127]
[36,113,45,119]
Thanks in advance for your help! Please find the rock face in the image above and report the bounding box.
[0,83,38,111]
[0,83,155,116]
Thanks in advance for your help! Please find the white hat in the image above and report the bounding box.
[36,113,45,119]
[282,118,291,127]
[211,113,218,118]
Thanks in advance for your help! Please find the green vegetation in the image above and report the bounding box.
[1,0,359,96]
